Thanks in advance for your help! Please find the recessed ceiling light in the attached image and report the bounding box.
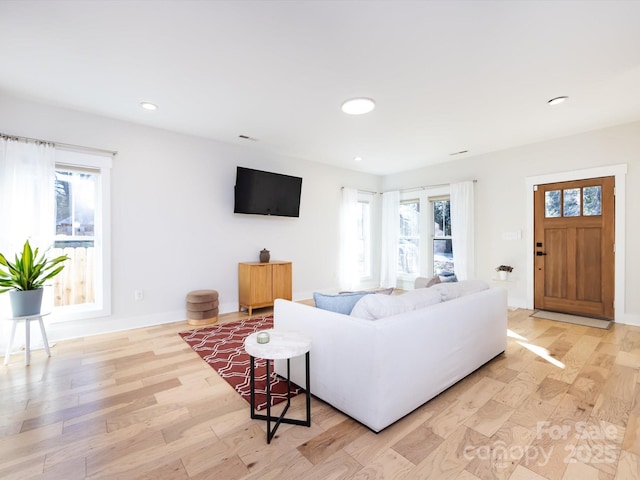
[547,96,568,106]
[140,102,158,110]
[353,156,363,162]
[341,97,376,115]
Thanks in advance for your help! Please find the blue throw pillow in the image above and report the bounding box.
[313,291,374,315]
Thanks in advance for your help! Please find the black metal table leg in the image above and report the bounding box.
[305,351,311,426]
[249,353,311,443]
[266,356,272,441]
[250,354,256,418]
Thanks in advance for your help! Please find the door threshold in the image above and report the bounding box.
[530,310,611,329]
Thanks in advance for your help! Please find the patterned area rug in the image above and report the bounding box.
[178,315,302,410]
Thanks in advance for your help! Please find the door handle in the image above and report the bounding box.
[536,251,547,256]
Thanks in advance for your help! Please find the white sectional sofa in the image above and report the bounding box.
[273,282,508,432]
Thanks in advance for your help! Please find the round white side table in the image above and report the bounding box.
[3,312,52,366]
[244,329,311,443]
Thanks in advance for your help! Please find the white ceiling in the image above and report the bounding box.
[2,0,640,175]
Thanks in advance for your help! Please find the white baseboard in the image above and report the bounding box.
[507,296,528,310]
[3,293,636,353]
[618,313,640,326]
[45,309,187,343]
[46,299,273,343]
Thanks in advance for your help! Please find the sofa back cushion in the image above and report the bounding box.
[350,280,490,320]
[350,287,442,320]
[414,274,441,289]
[429,279,489,301]
[339,287,394,295]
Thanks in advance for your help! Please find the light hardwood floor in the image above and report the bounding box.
[1,307,639,479]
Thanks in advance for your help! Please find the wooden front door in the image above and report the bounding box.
[534,177,615,320]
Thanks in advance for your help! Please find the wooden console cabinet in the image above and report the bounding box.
[238,261,292,316]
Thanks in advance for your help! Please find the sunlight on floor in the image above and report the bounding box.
[507,329,527,340]
[517,341,565,369]
[507,329,565,369]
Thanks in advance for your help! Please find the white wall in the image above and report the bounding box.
[383,121,640,325]
[0,94,381,344]
[1,92,638,349]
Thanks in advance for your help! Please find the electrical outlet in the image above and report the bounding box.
[134,290,144,301]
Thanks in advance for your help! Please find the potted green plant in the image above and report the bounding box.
[495,264,514,280]
[0,239,69,317]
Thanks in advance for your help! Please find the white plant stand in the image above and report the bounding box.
[4,312,51,366]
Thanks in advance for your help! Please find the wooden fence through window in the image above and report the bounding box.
[51,247,95,306]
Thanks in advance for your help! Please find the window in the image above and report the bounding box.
[583,186,602,216]
[545,185,602,218]
[432,197,455,276]
[397,188,455,282]
[545,190,561,217]
[356,198,371,278]
[54,167,97,306]
[52,149,111,320]
[398,199,420,275]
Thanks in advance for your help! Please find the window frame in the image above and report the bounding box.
[51,148,112,322]
[397,186,450,287]
[397,197,422,279]
[356,193,373,281]
[430,194,454,277]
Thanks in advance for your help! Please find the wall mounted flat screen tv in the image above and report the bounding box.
[234,166,303,217]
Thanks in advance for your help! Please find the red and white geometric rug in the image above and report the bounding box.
[178,315,302,410]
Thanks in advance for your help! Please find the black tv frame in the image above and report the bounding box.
[234,166,302,218]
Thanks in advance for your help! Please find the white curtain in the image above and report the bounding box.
[338,187,359,291]
[450,181,475,280]
[380,190,400,288]
[0,138,56,254]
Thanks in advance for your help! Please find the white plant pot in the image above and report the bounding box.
[498,271,509,281]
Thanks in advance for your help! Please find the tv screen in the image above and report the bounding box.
[234,167,303,217]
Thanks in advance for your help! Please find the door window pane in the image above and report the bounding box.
[545,190,561,217]
[563,188,581,217]
[583,186,602,216]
